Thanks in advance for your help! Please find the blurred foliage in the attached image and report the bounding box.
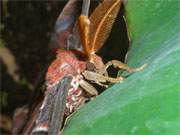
[0,1,66,133]
[0,91,8,107]
[0,39,5,48]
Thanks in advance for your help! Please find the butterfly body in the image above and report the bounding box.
[31,49,88,134]
[46,49,86,87]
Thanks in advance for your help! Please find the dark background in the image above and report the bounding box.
[0,0,129,133]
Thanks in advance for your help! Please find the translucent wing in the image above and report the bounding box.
[89,0,121,54]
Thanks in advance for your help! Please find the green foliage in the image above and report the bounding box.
[0,91,8,107]
[61,1,180,135]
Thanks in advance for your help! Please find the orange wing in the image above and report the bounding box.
[89,0,121,54]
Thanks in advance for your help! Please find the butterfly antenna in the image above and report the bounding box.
[82,0,90,16]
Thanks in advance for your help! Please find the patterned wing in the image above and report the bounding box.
[50,0,80,50]
[32,76,72,135]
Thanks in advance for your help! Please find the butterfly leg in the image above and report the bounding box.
[98,60,147,75]
[79,79,98,96]
[82,70,124,88]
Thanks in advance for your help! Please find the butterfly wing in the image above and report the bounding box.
[32,76,72,134]
[48,76,72,135]
[50,0,80,51]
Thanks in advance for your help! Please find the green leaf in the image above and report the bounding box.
[62,1,180,135]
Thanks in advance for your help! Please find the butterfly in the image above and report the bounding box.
[19,0,145,135]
